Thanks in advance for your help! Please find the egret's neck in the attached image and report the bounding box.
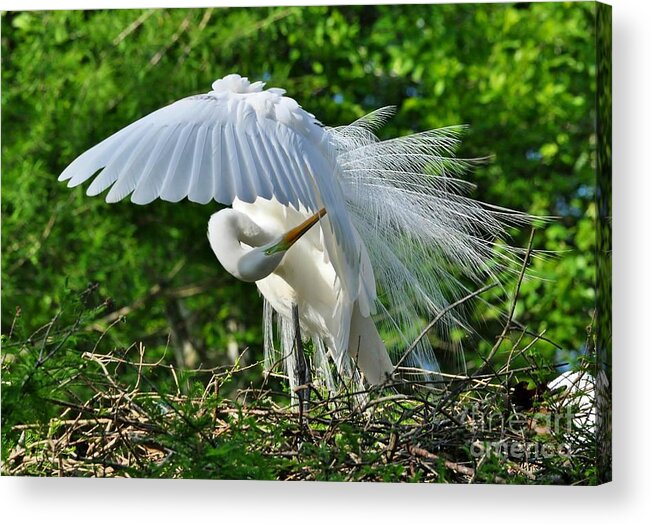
[208,208,283,282]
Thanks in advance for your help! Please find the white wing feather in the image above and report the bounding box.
[329,119,531,370]
[60,74,530,377]
[59,75,362,309]
[61,95,311,208]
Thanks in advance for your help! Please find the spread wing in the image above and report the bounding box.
[58,75,364,307]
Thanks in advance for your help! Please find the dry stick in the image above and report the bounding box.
[133,362,217,447]
[485,228,536,365]
[406,444,505,483]
[91,347,259,377]
[90,259,191,328]
[90,315,127,354]
[41,398,156,434]
[435,229,537,414]
[392,283,498,372]
[508,323,565,350]
[134,343,146,391]
[7,306,21,341]
[221,8,297,49]
[504,325,529,374]
[499,330,549,380]
[8,193,73,274]
[82,353,150,420]
[7,306,89,422]
[147,16,191,68]
[174,8,214,71]
[112,9,156,45]
[57,394,101,452]
[399,337,548,406]
[477,228,542,375]
[38,311,61,364]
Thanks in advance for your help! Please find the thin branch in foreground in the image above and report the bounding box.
[392,283,498,372]
[485,228,536,365]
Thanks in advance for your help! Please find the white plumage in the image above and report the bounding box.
[548,370,596,435]
[59,73,528,393]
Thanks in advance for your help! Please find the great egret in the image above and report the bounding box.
[548,370,596,436]
[58,73,527,394]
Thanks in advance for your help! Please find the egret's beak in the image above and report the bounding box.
[265,208,327,256]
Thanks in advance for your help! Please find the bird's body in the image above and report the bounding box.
[217,197,393,385]
[548,370,596,435]
[58,73,528,394]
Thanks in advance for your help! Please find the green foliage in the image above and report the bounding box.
[2,4,597,374]
[2,284,108,446]
[2,286,598,483]
[2,4,601,482]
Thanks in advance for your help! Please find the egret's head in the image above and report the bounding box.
[237,208,327,282]
[262,207,327,257]
[209,207,327,283]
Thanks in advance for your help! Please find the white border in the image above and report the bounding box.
[2,0,651,522]
[3,0,616,9]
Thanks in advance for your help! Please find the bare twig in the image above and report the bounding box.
[393,283,498,372]
[484,228,536,365]
[112,10,156,46]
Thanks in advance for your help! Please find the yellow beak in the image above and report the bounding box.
[265,208,327,256]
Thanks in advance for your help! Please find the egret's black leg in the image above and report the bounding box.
[291,303,311,420]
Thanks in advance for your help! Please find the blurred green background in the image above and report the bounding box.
[2,3,597,380]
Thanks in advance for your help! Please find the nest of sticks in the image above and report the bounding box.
[3,342,595,483]
[2,233,598,483]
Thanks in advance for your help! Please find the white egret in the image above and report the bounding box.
[548,370,596,436]
[58,73,528,395]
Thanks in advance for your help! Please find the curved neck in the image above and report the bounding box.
[208,208,284,282]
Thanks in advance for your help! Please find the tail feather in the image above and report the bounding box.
[347,302,393,385]
[329,109,531,372]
